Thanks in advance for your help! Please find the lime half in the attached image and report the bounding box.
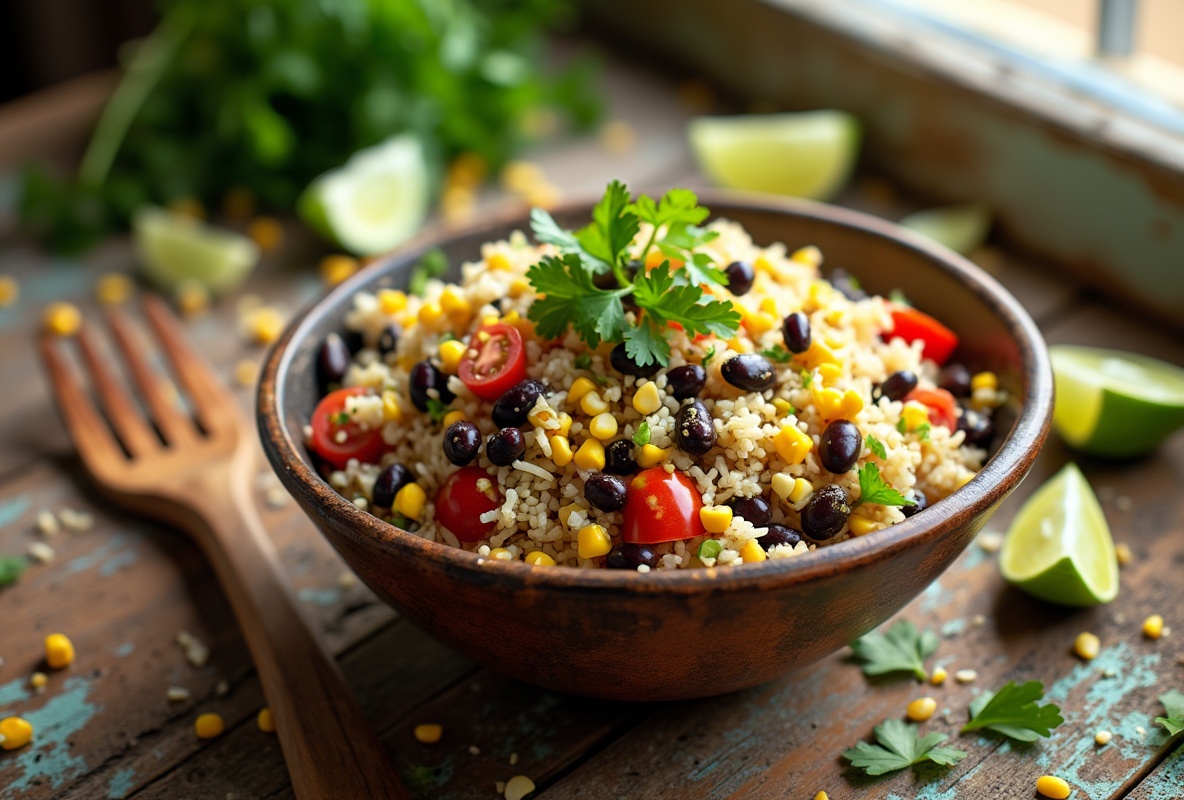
[133,207,260,293]
[1000,462,1118,606]
[299,133,430,256]
[688,111,860,200]
[900,204,992,255]
[1051,345,1184,458]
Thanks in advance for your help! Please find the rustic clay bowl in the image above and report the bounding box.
[258,193,1052,701]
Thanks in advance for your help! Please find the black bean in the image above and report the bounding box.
[818,420,862,473]
[801,484,850,541]
[763,524,802,551]
[610,342,660,378]
[486,427,525,466]
[604,440,638,476]
[724,260,755,296]
[443,421,481,466]
[901,490,928,518]
[491,379,547,429]
[376,325,400,357]
[585,473,628,512]
[316,333,350,391]
[830,268,868,301]
[605,543,659,570]
[666,364,707,400]
[781,312,812,354]
[721,354,775,392]
[958,407,994,448]
[940,364,973,397]
[409,361,454,412]
[676,401,716,456]
[729,496,772,527]
[873,370,918,403]
[371,463,412,508]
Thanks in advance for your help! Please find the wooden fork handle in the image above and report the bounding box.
[187,467,410,800]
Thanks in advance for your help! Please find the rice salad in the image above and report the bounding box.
[307,183,1001,571]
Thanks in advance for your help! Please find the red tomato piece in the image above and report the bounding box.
[884,306,959,365]
[309,387,387,469]
[905,387,960,431]
[435,467,502,542]
[622,467,705,545]
[457,323,527,401]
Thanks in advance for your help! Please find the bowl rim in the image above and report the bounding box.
[258,190,1053,596]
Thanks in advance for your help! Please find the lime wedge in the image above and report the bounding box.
[1000,462,1118,606]
[299,133,431,256]
[900,204,992,255]
[133,207,260,293]
[1051,345,1184,458]
[688,111,861,200]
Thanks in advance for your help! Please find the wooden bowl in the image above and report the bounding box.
[258,193,1052,701]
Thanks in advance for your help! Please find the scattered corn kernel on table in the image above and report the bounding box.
[2,54,1184,800]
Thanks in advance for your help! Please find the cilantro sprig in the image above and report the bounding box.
[866,435,887,460]
[1156,689,1184,738]
[843,718,967,775]
[633,420,651,446]
[759,344,792,364]
[962,681,1064,741]
[527,182,740,368]
[850,620,938,681]
[855,463,916,509]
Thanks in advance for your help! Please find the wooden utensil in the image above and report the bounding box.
[40,296,409,800]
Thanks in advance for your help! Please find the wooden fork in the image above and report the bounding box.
[40,295,409,800]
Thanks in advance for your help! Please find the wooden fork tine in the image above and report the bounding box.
[106,304,197,446]
[141,295,241,436]
[75,325,161,458]
[40,335,127,477]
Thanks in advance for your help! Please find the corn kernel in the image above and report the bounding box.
[45,633,74,669]
[700,505,733,534]
[792,245,823,268]
[971,371,998,392]
[501,160,546,193]
[319,255,359,287]
[234,359,260,388]
[410,723,444,744]
[589,413,619,441]
[377,289,408,315]
[257,707,275,733]
[554,413,573,438]
[753,255,775,275]
[480,314,500,328]
[813,793,829,800]
[806,280,834,310]
[578,524,612,559]
[774,424,813,465]
[442,410,467,429]
[1115,542,1133,565]
[394,483,427,521]
[381,390,403,423]
[902,401,930,431]
[418,302,448,332]
[244,306,284,344]
[96,272,134,305]
[440,288,472,325]
[758,296,779,317]
[727,336,752,354]
[505,775,536,800]
[813,386,845,420]
[29,672,47,689]
[509,278,530,298]
[489,548,514,561]
[955,669,977,684]
[579,391,607,416]
[636,444,671,468]
[1074,632,1100,661]
[795,341,839,370]
[1143,614,1165,640]
[739,538,766,563]
[817,363,842,385]
[558,503,584,529]
[195,712,224,739]
[0,716,33,750]
[567,377,596,405]
[788,478,814,508]
[1095,729,1112,746]
[439,339,467,373]
[772,398,794,417]
[525,551,556,567]
[1035,775,1071,799]
[632,382,662,415]
[550,436,574,467]
[573,439,605,471]
[906,697,937,722]
[930,667,948,685]
[770,473,796,500]
[248,216,284,252]
[43,302,82,337]
[837,390,864,420]
[739,302,776,336]
[487,253,512,271]
[848,514,879,537]
[0,275,18,307]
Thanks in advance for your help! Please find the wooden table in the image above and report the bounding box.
[2,52,1183,800]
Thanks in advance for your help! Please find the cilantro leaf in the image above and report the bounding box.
[866,435,887,460]
[962,681,1064,741]
[801,369,814,388]
[531,208,611,275]
[575,179,638,270]
[856,463,915,507]
[850,620,938,681]
[917,422,931,442]
[0,556,28,587]
[1156,689,1184,738]
[527,254,628,346]
[702,345,716,365]
[632,263,739,339]
[698,539,722,560]
[628,187,710,229]
[633,420,651,446]
[574,354,592,370]
[680,251,727,287]
[759,344,792,364]
[426,398,448,424]
[844,718,967,775]
[622,317,670,369]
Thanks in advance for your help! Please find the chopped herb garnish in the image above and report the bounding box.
[1156,690,1184,738]
[801,369,814,388]
[962,681,1064,741]
[526,182,740,368]
[888,288,912,307]
[574,354,592,370]
[917,422,931,442]
[0,556,28,587]
[866,435,887,460]
[698,539,723,560]
[425,398,449,424]
[331,411,351,426]
[409,249,448,296]
[896,419,907,435]
[633,420,651,446]
[759,344,792,364]
[850,619,938,681]
[855,463,915,508]
[843,718,967,776]
[702,345,717,366]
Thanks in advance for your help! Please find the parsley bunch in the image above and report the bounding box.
[526,182,741,368]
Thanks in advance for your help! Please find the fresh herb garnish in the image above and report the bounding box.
[759,344,792,364]
[425,398,449,424]
[526,183,740,368]
[850,620,937,681]
[702,345,717,366]
[409,249,448,297]
[574,354,592,370]
[843,718,967,776]
[856,463,916,508]
[1156,690,1184,738]
[633,420,651,446]
[866,435,887,460]
[698,539,723,560]
[0,556,28,587]
[331,411,351,426]
[801,369,814,388]
[888,289,912,307]
[917,422,932,442]
[962,681,1064,741]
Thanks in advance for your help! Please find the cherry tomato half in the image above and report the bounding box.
[457,323,528,402]
[622,467,705,545]
[435,466,503,542]
[884,306,959,366]
[906,387,960,431]
[309,387,387,470]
